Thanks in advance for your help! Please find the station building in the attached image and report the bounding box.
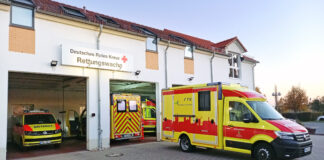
[0,0,258,159]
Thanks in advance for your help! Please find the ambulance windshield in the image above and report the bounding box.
[25,114,56,124]
[247,101,284,120]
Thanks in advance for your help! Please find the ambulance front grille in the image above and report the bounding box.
[295,133,310,142]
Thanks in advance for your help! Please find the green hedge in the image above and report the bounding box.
[282,112,324,121]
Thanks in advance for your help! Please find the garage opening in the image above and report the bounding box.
[109,80,156,146]
[7,72,87,159]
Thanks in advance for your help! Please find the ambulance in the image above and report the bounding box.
[12,110,62,150]
[142,99,157,133]
[162,82,312,160]
[110,94,143,140]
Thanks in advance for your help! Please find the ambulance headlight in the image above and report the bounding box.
[275,131,295,140]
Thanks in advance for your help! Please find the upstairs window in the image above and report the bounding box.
[146,37,157,52]
[169,35,194,59]
[132,25,158,52]
[11,0,34,29]
[228,53,241,78]
[184,45,193,59]
[61,6,87,20]
[96,15,119,27]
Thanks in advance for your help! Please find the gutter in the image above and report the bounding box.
[164,40,170,88]
[97,24,103,150]
[210,50,215,83]
[252,63,256,90]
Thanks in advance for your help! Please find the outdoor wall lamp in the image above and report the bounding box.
[188,77,194,81]
[240,55,245,62]
[135,70,141,76]
[51,60,58,67]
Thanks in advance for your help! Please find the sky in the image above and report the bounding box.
[55,0,324,104]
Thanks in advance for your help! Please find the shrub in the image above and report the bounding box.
[282,112,323,121]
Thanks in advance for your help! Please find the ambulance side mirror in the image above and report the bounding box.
[15,122,22,127]
[243,113,252,123]
[57,120,62,125]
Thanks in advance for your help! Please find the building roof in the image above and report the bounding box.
[30,0,257,62]
[213,36,248,52]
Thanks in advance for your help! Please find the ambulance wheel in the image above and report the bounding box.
[179,135,194,152]
[253,142,275,160]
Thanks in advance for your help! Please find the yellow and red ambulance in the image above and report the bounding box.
[110,94,143,140]
[162,82,312,160]
[12,110,62,150]
[142,99,156,133]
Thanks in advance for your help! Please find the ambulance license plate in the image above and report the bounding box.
[123,134,132,138]
[304,147,311,153]
[40,141,50,144]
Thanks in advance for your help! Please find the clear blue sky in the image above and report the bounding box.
[56,0,324,104]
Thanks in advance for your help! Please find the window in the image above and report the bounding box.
[229,101,253,122]
[228,53,241,78]
[247,101,283,120]
[117,100,126,112]
[185,45,193,59]
[132,25,157,52]
[61,6,87,19]
[198,91,210,111]
[129,100,137,112]
[96,15,119,27]
[11,5,34,28]
[146,37,157,52]
[24,114,56,124]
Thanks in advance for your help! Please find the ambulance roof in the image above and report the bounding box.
[162,82,265,99]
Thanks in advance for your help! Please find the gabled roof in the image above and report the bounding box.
[213,36,248,52]
[31,0,256,62]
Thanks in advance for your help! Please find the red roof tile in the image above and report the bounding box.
[32,0,256,62]
[213,36,248,52]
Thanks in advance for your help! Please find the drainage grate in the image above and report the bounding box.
[105,153,124,157]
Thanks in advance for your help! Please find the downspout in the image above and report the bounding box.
[97,24,103,150]
[252,63,256,90]
[164,40,170,88]
[210,50,215,83]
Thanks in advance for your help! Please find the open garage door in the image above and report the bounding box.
[7,72,87,159]
[110,80,157,146]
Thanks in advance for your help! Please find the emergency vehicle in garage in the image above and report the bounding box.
[110,94,143,140]
[12,110,62,150]
[142,99,157,133]
[162,82,312,160]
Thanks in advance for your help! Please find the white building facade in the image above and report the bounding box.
[0,0,258,159]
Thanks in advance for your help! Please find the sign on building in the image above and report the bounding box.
[61,45,134,72]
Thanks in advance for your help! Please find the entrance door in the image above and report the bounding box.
[192,90,218,147]
[223,97,257,153]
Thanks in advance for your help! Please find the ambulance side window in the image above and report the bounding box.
[117,99,126,112]
[198,91,210,111]
[229,101,252,122]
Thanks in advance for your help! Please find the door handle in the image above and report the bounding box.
[228,124,234,127]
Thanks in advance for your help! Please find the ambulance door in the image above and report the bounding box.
[223,97,258,153]
[162,94,174,138]
[192,90,218,147]
[127,96,142,135]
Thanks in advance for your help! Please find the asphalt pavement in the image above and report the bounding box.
[23,135,323,160]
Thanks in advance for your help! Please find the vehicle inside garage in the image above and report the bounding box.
[109,80,157,146]
[7,72,87,159]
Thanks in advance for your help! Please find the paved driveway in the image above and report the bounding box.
[25,135,323,160]
[303,122,324,135]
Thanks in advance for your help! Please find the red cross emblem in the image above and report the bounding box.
[121,56,128,63]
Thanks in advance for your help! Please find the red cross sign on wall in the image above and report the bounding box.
[121,56,128,63]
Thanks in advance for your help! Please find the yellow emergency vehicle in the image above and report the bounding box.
[111,94,143,140]
[162,82,312,160]
[142,99,156,133]
[12,110,62,150]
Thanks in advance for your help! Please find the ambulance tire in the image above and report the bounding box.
[179,135,195,152]
[253,142,275,160]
